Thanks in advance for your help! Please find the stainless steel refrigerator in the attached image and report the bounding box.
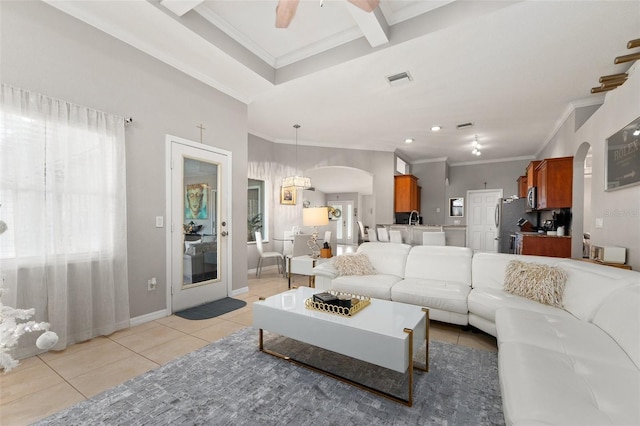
[495,198,538,254]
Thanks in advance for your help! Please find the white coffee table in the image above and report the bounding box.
[253,286,429,406]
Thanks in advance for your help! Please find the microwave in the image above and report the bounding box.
[526,187,537,210]
[591,245,626,264]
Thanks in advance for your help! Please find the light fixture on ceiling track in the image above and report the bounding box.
[633,126,640,137]
[276,0,380,28]
[282,124,311,189]
[471,135,482,156]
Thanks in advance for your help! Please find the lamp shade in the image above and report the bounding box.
[303,207,329,227]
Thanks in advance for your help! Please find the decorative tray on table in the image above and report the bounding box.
[304,291,371,317]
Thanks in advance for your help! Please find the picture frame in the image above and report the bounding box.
[605,115,640,191]
[449,197,464,217]
[280,186,296,205]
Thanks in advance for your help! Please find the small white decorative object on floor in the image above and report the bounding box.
[0,219,59,372]
[0,286,59,372]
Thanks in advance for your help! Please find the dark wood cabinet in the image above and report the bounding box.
[394,175,420,212]
[517,175,528,198]
[526,161,542,189]
[515,233,571,258]
[535,156,573,210]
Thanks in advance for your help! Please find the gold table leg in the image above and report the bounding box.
[257,311,429,408]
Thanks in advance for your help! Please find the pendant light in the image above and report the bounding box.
[281,124,311,189]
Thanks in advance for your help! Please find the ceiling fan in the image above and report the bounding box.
[276,0,380,28]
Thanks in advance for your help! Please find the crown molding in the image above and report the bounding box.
[449,155,535,167]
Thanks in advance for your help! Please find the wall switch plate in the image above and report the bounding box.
[436,208,441,213]
[595,218,603,228]
[155,216,163,228]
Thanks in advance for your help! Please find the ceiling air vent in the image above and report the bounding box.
[456,122,474,130]
[386,71,413,87]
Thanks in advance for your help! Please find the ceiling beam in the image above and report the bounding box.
[160,0,204,17]
[345,1,389,48]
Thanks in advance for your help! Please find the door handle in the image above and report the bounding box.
[220,231,228,237]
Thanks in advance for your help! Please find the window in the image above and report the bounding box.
[247,179,266,242]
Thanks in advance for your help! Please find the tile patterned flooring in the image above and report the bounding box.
[0,270,497,425]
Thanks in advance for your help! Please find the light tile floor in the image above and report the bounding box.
[0,270,497,425]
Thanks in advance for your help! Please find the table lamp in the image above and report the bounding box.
[302,207,329,258]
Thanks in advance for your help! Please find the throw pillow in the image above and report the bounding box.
[504,260,568,308]
[334,253,376,276]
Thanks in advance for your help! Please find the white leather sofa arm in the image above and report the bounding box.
[312,259,338,280]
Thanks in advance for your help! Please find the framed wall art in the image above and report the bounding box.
[449,197,464,217]
[280,186,296,205]
[185,183,208,219]
[605,116,640,191]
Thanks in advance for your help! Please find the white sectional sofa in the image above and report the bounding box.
[313,242,640,425]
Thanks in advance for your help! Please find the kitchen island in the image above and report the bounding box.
[378,224,466,247]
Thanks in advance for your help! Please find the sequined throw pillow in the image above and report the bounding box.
[334,253,376,276]
[504,260,568,308]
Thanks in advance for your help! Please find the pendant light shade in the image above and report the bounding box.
[282,124,311,189]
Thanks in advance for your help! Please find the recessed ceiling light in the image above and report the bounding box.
[405,138,414,144]
[431,126,442,132]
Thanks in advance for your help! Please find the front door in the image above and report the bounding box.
[168,137,230,312]
[466,189,503,253]
[330,200,354,245]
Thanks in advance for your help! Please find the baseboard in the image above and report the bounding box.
[130,309,169,327]
[248,264,280,275]
[230,287,248,297]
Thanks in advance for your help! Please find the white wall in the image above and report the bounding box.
[2,1,249,317]
[572,63,640,269]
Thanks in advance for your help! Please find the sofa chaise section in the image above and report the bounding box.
[496,283,640,426]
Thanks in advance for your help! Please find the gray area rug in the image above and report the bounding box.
[36,327,504,425]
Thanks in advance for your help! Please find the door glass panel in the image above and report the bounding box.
[183,158,218,287]
[346,204,353,240]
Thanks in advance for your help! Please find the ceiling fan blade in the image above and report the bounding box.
[276,0,300,28]
[347,0,380,13]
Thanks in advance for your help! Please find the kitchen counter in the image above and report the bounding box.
[517,232,571,239]
[515,232,571,257]
[379,224,466,246]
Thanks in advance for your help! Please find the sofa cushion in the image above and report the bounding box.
[391,278,470,315]
[333,253,375,276]
[499,341,640,426]
[331,274,402,300]
[592,284,640,369]
[356,242,411,278]
[503,260,567,308]
[557,259,639,322]
[468,287,569,325]
[496,308,637,369]
[404,246,473,284]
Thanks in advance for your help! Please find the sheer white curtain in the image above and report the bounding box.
[0,84,129,357]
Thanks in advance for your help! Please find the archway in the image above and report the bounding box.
[572,142,592,258]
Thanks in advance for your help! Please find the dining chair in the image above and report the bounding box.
[377,227,389,242]
[255,231,285,277]
[389,230,403,243]
[422,231,446,246]
[357,221,367,243]
[282,230,294,257]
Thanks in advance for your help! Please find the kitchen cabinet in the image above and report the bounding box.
[526,161,542,189]
[535,156,573,210]
[515,233,571,258]
[394,174,420,212]
[517,175,527,198]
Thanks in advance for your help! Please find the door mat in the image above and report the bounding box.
[175,297,247,320]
